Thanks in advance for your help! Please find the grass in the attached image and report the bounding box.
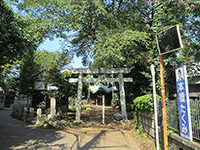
[82,109,91,112]
[132,125,156,150]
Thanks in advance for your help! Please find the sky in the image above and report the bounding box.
[39,38,84,68]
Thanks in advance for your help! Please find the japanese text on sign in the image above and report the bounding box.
[175,65,192,141]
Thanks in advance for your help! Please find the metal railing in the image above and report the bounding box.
[190,99,200,141]
[165,99,200,142]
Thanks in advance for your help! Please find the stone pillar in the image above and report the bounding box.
[76,73,83,122]
[118,73,128,120]
[19,104,22,117]
[30,107,34,121]
[23,106,28,121]
[50,98,56,115]
[37,108,42,123]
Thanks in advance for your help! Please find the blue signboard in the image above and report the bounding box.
[175,65,192,141]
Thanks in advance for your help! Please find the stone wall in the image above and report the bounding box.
[12,99,34,121]
[169,133,200,150]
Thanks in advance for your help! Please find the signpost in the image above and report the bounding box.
[156,24,183,55]
[151,64,159,150]
[156,24,183,150]
[175,65,192,141]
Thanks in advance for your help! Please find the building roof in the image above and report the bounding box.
[90,84,115,94]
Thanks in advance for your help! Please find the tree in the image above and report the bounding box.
[10,0,199,63]
[1,60,21,91]
[32,50,73,111]
[19,48,36,99]
[10,0,200,102]
[0,0,34,66]
[0,0,37,103]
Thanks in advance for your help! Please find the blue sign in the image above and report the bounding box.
[175,65,192,141]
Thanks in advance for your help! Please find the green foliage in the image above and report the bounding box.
[7,0,200,107]
[133,125,147,139]
[168,129,174,135]
[19,48,36,95]
[81,99,88,105]
[133,112,138,128]
[0,0,32,66]
[9,0,200,66]
[0,59,21,91]
[133,94,161,111]
[82,109,91,112]
[0,0,37,93]
[0,95,4,99]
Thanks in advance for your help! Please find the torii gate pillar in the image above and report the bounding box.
[76,73,83,122]
[119,73,128,120]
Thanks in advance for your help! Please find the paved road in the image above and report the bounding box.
[0,109,141,150]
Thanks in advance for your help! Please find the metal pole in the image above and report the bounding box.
[151,64,159,150]
[89,80,91,105]
[112,73,114,105]
[160,55,168,150]
[102,95,105,124]
[111,64,114,106]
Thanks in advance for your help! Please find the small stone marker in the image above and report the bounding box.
[37,108,42,123]
[50,98,56,115]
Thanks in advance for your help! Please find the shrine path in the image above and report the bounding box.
[0,108,142,150]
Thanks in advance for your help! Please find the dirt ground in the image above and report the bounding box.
[0,107,156,150]
[80,105,156,150]
[80,106,133,129]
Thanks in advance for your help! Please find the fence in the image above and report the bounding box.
[138,99,200,149]
[190,99,200,141]
[161,99,200,142]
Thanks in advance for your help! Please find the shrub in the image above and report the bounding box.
[0,95,4,99]
[133,94,161,111]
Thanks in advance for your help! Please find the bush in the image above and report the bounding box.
[133,94,161,111]
[82,99,88,105]
[0,95,4,99]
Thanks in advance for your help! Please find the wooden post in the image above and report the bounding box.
[160,55,169,150]
[102,95,105,124]
[76,73,83,122]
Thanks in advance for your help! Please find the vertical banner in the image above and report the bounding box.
[175,65,192,141]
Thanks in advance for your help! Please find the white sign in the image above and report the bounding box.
[34,82,45,90]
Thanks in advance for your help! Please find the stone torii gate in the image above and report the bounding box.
[69,67,133,122]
